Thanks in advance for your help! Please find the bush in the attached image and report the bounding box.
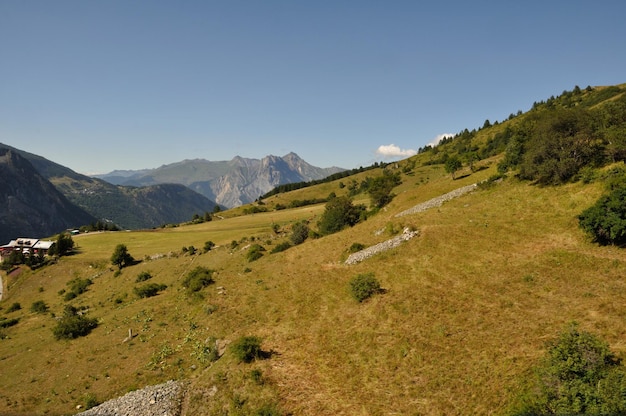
[203,241,215,252]
[30,300,49,314]
[513,323,626,415]
[52,305,98,340]
[579,181,626,245]
[254,403,281,416]
[348,243,366,253]
[135,271,152,282]
[6,302,21,313]
[246,244,265,262]
[63,277,93,301]
[182,266,215,292]
[134,283,167,298]
[0,317,19,328]
[290,222,309,245]
[231,336,263,363]
[270,242,291,254]
[349,273,382,302]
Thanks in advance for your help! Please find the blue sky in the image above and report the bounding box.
[1,1,625,174]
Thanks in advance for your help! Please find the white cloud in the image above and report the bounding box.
[376,144,417,159]
[427,133,454,147]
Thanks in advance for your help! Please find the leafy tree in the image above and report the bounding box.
[367,172,402,209]
[111,244,134,269]
[513,324,626,415]
[445,156,463,179]
[290,222,309,245]
[51,233,75,257]
[317,196,366,235]
[578,181,626,246]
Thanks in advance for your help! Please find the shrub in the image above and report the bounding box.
[246,244,265,262]
[348,243,366,253]
[513,323,626,415]
[230,336,263,363]
[579,181,626,245]
[270,242,291,254]
[52,305,98,340]
[134,283,167,298]
[0,317,19,328]
[254,403,281,416]
[203,241,215,252]
[182,266,215,292]
[63,277,93,301]
[290,222,309,245]
[30,300,49,314]
[135,271,152,282]
[84,393,100,410]
[6,302,21,313]
[349,273,382,302]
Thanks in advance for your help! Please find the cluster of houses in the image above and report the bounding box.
[0,238,55,262]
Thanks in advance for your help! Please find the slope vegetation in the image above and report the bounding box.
[1,84,625,415]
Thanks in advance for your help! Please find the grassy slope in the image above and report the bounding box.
[1,153,625,415]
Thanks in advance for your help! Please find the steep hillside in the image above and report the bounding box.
[1,84,625,416]
[96,153,344,208]
[0,149,95,242]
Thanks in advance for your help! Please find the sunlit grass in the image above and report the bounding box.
[1,159,625,415]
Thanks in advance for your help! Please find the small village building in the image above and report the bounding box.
[0,238,55,261]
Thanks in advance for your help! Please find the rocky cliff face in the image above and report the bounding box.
[0,149,96,242]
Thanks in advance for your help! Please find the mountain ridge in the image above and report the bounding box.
[0,148,96,242]
[95,152,345,208]
[0,143,218,231]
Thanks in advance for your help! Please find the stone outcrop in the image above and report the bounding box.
[345,183,477,265]
[76,380,184,416]
[345,227,419,265]
[394,183,477,217]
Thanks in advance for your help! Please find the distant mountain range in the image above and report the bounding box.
[94,152,345,208]
[0,144,344,241]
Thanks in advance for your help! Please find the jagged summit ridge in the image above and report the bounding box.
[96,152,344,208]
